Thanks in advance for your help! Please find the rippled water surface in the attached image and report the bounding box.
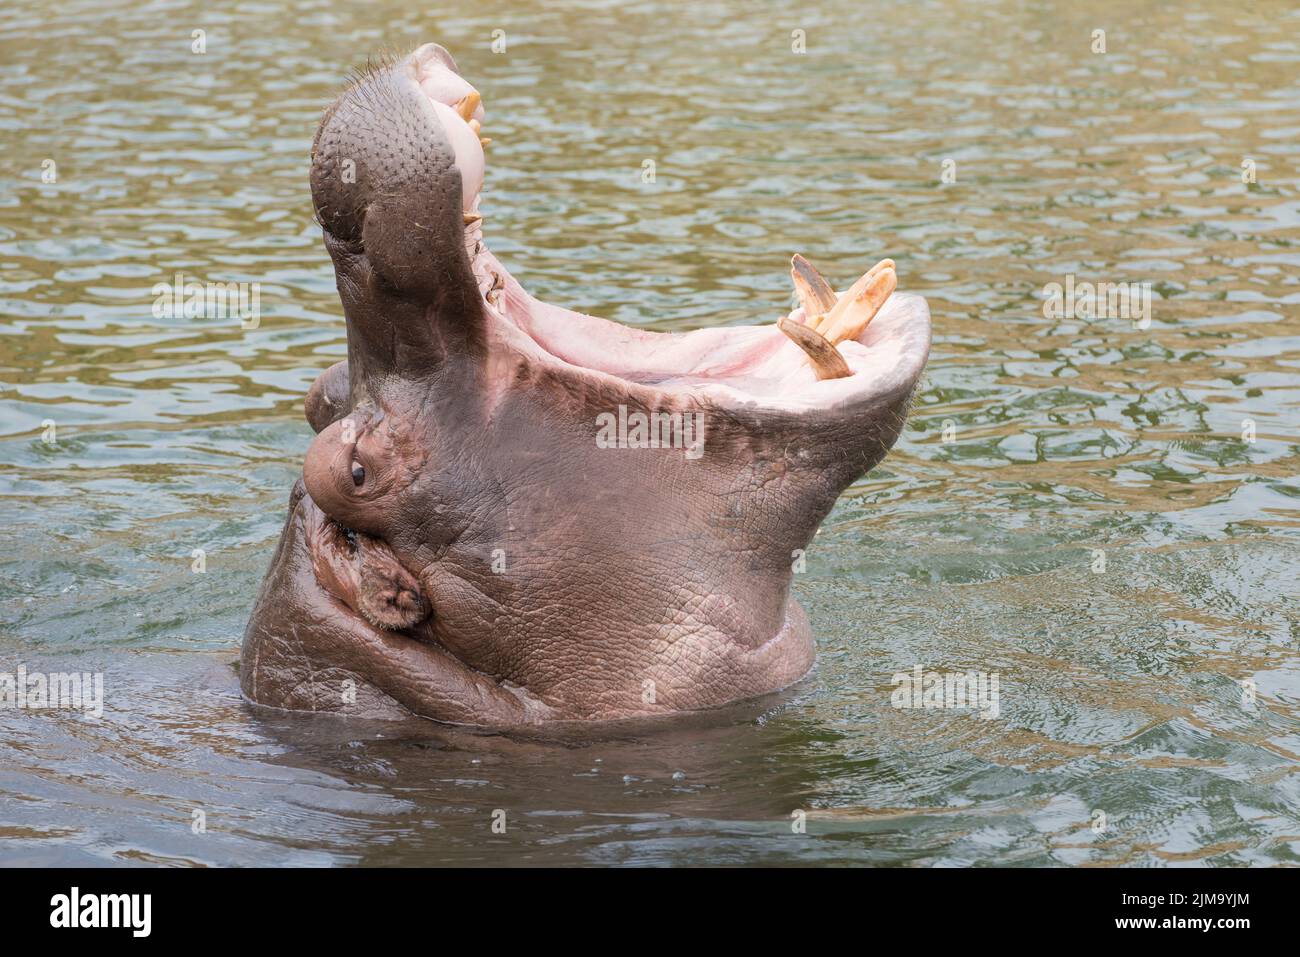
[2,0,1298,866]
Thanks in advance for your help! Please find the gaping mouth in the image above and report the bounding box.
[409,45,932,416]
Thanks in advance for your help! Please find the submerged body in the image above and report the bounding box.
[241,43,931,725]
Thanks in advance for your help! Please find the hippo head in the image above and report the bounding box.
[241,43,931,726]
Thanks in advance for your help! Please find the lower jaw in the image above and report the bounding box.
[458,196,929,415]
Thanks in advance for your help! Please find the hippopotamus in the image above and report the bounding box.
[240,43,931,726]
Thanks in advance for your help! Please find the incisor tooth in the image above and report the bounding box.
[822,266,896,345]
[479,137,492,147]
[790,254,837,323]
[813,258,895,336]
[778,316,852,380]
[455,91,481,121]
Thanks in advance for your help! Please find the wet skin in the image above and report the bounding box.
[240,43,932,726]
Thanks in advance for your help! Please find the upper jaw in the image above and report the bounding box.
[408,44,487,213]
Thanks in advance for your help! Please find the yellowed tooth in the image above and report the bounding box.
[821,267,896,345]
[778,316,851,380]
[455,91,481,122]
[813,258,896,336]
[791,254,837,324]
[468,118,481,136]
[463,212,482,225]
[479,137,492,147]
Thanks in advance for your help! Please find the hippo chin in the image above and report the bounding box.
[240,43,931,726]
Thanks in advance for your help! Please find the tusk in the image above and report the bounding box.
[479,137,492,147]
[778,316,852,380]
[821,266,896,345]
[813,258,895,336]
[455,91,481,121]
[791,254,838,323]
[463,212,482,225]
[469,118,481,135]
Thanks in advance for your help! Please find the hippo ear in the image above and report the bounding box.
[305,360,350,433]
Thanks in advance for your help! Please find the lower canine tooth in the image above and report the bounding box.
[814,258,895,336]
[778,316,851,380]
[791,254,838,322]
[469,118,481,135]
[463,212,482,225]
[822,267,896,345]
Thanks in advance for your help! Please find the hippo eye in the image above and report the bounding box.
[350,461,365,486]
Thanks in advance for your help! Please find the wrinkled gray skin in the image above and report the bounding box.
[241,44,930,726]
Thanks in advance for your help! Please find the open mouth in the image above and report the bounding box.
[409,44,931,416]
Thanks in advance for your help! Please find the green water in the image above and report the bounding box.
[1,0,1298,865]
